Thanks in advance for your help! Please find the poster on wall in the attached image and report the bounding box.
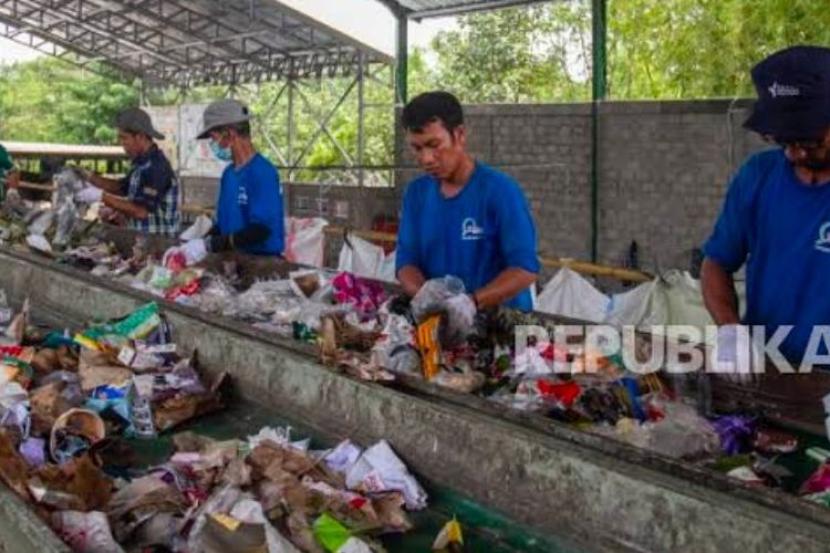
[179,103,226,178]
[145,106,180,171]
[145,103,226,179]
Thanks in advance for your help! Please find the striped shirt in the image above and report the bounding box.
[120,145,180,236]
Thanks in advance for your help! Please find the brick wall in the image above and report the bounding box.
[395,99,768,271]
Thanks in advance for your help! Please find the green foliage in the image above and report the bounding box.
[607,0,830,99]
[425,1,591,103]
[0,58,138,143]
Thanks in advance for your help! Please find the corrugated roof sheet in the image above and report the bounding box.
[0,0,391,87]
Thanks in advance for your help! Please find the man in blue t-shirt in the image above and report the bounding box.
[703,46,830,374]
[175,99,284,264]
[396,91,539,315]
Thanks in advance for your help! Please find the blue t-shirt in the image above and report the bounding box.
[704,148,830,364]
[396,162,540,311]
[216,153,284,255]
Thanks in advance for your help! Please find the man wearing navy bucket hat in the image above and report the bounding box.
[703,46,830,378]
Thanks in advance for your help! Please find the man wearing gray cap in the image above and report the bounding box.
[75,107,180,236]
[170,99,284,265]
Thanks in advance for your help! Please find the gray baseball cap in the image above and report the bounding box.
[197,99,251,139]
[115,107,164,140]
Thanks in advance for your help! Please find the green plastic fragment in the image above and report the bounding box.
[313,513,352,553]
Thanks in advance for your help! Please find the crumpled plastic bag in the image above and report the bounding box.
[345,440,427,510]
[51,511,125,553]
[411,276,475,347]
[189,276,237,314]
[51,168,86,248]
[26,209,55,237]
[593,401,721,460]
[180,214,214,241]
[228,279,299,320]
[248,426,309,452]
[323,440,363,475]
[370,312,419,375]
[26,233,53,253]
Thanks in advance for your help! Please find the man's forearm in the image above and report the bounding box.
[102,193,149,220]
[88,173,124,194]
[474,267,537,309]
[701,258,740,325]
[398,265,426,297]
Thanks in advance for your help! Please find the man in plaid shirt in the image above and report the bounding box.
[75,108,180,236]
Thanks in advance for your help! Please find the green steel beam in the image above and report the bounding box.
[590,0,607,262]
[396,14,409,105]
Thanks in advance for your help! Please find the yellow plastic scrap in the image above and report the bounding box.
[209,513,242,532]
[432,516,464,551]
[73,334,102,351]
[416,315,442,381]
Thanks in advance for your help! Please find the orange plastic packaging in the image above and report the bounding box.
[416,315,442,381]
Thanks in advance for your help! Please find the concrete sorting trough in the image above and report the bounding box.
[1,242,830,553]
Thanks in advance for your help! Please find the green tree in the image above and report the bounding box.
[606,0,830,99]
[426,1,591,103]
[0,58,138,143]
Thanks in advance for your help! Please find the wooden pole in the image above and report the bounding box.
[324,225,653,283]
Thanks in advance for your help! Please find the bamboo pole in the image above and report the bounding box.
[324,225,653,283]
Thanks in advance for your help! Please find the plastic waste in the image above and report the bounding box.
[284,217,328,268]
[411,276,476,347]
[52,511,125,553]
[432,517,464,551]
[535,267,609,322]
[345,440,427,510]
[180,214,214,241]
[337,233,397,282]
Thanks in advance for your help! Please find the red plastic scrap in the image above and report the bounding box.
[540,343,569,362]
[536,379,581,407]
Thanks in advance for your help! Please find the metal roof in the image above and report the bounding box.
[0,0,392,87]
[379,0,552,19]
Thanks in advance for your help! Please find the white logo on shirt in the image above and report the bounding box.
[237,186,249,206]
[768,81,801,98]
[461,217,485,241]
[815,222,830,253]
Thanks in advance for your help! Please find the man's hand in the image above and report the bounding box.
[75,186,103,204]
[714,324,760,384]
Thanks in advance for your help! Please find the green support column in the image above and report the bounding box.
[396,14,409,106]
[590,0,607,263]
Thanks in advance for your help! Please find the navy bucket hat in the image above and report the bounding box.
[744,45,830,142]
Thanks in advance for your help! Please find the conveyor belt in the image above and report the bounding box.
[3,241,830,553]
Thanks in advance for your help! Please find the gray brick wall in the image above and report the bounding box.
[395,99,768,272]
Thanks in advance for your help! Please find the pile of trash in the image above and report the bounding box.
[0,296,435,552]
[4,204,830,510]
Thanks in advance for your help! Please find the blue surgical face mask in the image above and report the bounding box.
[209,139,232,162]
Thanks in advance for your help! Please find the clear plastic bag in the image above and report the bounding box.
[411,276,475,346]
